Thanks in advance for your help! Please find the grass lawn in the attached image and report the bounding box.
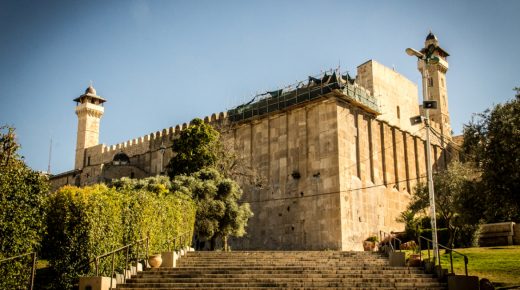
[405,246,520,288]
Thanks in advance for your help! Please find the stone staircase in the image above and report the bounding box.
[115,251,447,289]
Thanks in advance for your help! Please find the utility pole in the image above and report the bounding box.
[406,45,441,266]
[47,137,52,174]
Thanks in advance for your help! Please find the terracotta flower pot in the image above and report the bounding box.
[148,254,162,268]
[363,241,375,251]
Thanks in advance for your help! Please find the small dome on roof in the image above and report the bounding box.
[85,85,97,95]
[74,84,106,103]
[426,31,437,41]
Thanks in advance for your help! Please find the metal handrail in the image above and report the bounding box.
[418,235,469,276]
[0,251,37,290]
[379,231,403,252]
[91,237,149,289]
[164,230,193,252]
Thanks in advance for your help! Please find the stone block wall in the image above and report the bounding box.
[479,222,515,247]
[336,98,432,250]
[356,60,422,134]
[230,98,342,250]
[228,93,443,250]
[514,224,520,245]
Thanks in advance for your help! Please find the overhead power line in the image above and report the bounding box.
[240,175,427,204]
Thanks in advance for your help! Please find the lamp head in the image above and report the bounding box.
[406,48,424,58]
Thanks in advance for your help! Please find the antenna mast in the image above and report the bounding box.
[47,137,52,174]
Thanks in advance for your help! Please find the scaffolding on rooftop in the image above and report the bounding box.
[227,69,380,122]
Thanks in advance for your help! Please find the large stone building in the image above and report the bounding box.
[51,33,455,250]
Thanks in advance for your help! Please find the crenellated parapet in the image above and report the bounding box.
[98,111,229,160]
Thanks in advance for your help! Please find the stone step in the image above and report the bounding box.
[125,277,442,283]
[114,288,447,290]
[183,253,384,258]
[176,261,390,265]
[131,273,435,279]
[136,271,428,278]
[116,282,446,288]
[178,258,390,262]
[115,251,446,290]
[143,267,425,272]
[176,263,391,266]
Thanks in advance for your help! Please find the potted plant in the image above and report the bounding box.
[148,253,163,268]
[408,244,422,267]
[363,236,378,251]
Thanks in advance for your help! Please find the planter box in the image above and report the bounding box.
[389,252,405,267]
[161,251,180,268]
[408,254,421,267]
[79,276,116,290]
[447,275,479,290]
[424,261,435,273]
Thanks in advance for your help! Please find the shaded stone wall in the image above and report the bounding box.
[336,99,435,250]
[228,95,445,250]
[230,98,342,250]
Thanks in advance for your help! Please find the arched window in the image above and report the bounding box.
[113,152,130,165]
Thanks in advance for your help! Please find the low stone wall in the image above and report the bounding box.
[478,222,515,247]
[514,224,520,245]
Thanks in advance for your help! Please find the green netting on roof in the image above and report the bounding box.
[228,71,379,122]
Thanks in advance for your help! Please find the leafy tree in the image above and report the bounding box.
[406,161,481,248]
[0,125,49,289]
[171,168,253,250]
[166,118,263,185]
[166,118,220,177]
[462,90,520,222]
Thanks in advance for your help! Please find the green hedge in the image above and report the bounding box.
[45,177,196,289]
[0,159,49,289]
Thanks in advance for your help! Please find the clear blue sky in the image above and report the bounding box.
[1,0,518,174]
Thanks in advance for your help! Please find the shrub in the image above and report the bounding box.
[0,125,49,289]
[46,177,196,289]
[45,185,124,289]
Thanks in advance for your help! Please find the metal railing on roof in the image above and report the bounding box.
[227,69,380,122]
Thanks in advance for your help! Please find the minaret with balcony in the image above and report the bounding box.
[74,85,106,170]
[418,32,451,138]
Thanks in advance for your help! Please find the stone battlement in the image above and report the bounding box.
[100,111,229,155]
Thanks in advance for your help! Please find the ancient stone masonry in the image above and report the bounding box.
[51,33,456,251]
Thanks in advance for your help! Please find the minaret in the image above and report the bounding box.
[74,85,106,170]
[418,32,451,138]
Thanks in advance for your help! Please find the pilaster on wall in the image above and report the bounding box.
[233,98,342,250]
[337,96,452,250]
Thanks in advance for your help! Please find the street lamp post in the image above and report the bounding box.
[406,46,441,267]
